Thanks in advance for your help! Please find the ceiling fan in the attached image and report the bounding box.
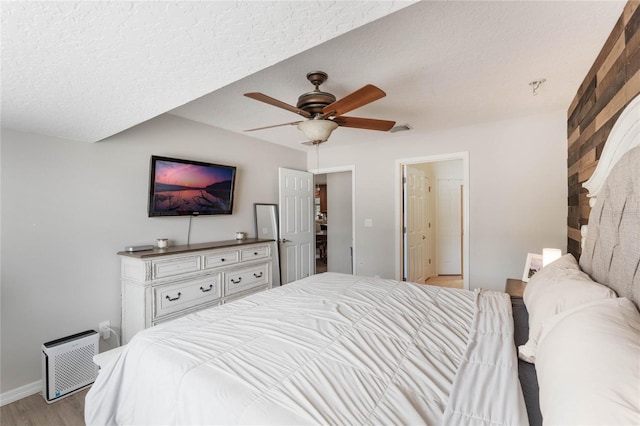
[244,71,395,145]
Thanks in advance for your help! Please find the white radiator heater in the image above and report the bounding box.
[41,330,99,403]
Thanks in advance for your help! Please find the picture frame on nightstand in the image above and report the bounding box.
[522,253,543,282]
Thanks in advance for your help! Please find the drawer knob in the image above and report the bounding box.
[221,258,225,262]
[230,277,242,284]
[200,284,213,293]
[165,292,182,302]
[253,252,258,255]
[253,272,263,278]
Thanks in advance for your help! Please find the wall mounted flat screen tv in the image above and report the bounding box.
[148,155,236,217]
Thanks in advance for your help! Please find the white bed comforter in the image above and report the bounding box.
[85,273,527,425]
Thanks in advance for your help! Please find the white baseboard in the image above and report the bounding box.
[0,380,41,407]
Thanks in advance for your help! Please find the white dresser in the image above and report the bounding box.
[118,239,275,343]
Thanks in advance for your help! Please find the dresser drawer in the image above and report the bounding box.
[240,245,270,262]
[225,263,269,296]
[152,256,201,279]
[203,250,239,269]
[121,240,275,344]
[154,274,222,318]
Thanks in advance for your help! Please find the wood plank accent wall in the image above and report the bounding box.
[567,1,640,258]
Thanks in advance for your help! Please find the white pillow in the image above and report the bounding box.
[535,297,640,425]
[518,254,616,363]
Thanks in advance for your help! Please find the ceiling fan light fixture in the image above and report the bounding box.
[245,71,394,141]
[297,120,338,142]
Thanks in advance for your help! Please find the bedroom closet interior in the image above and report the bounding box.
[315,175,328,273]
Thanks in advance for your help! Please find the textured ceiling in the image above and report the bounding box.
[1,1,412,142]
[1,1,627,149]
[171,0,626,151]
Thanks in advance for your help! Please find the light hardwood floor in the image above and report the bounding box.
[424,275,464,289]
[0,388,88,426]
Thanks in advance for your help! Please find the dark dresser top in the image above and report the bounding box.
[117,238,274,259]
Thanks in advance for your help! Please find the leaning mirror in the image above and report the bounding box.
[254,203,281,286]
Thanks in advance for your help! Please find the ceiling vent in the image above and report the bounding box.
[390,124,412,133]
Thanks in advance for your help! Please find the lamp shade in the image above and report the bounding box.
[542,248,562,267]
[297,120,338,142]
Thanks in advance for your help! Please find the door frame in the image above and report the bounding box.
[312,165,356,275]
[395,152,470,289]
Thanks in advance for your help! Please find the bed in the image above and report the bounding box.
[85,274,527,425]
[86,97,640,425]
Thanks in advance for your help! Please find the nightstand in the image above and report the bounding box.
[505,278,526,298]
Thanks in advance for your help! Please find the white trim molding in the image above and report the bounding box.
[312,165,357,275]
[0,380,42,407]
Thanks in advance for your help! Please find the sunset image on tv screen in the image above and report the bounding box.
[152,160,234,214]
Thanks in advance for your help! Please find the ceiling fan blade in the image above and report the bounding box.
[333,116,396,131]
[322,84,386,117]
[244,121,302,132]
[244,92,312,118]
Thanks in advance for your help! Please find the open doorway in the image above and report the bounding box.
[396,152,469,289]
[314,174,328,273]
[313,167,355,275]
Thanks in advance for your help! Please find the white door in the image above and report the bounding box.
[437,179,462,275]
[423,175,435,280]
[278,168,314,284]
[404,166,429,283]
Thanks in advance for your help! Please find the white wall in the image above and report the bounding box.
[309,111,568,289]
[0,114,305,394]
[0,110,568,396]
